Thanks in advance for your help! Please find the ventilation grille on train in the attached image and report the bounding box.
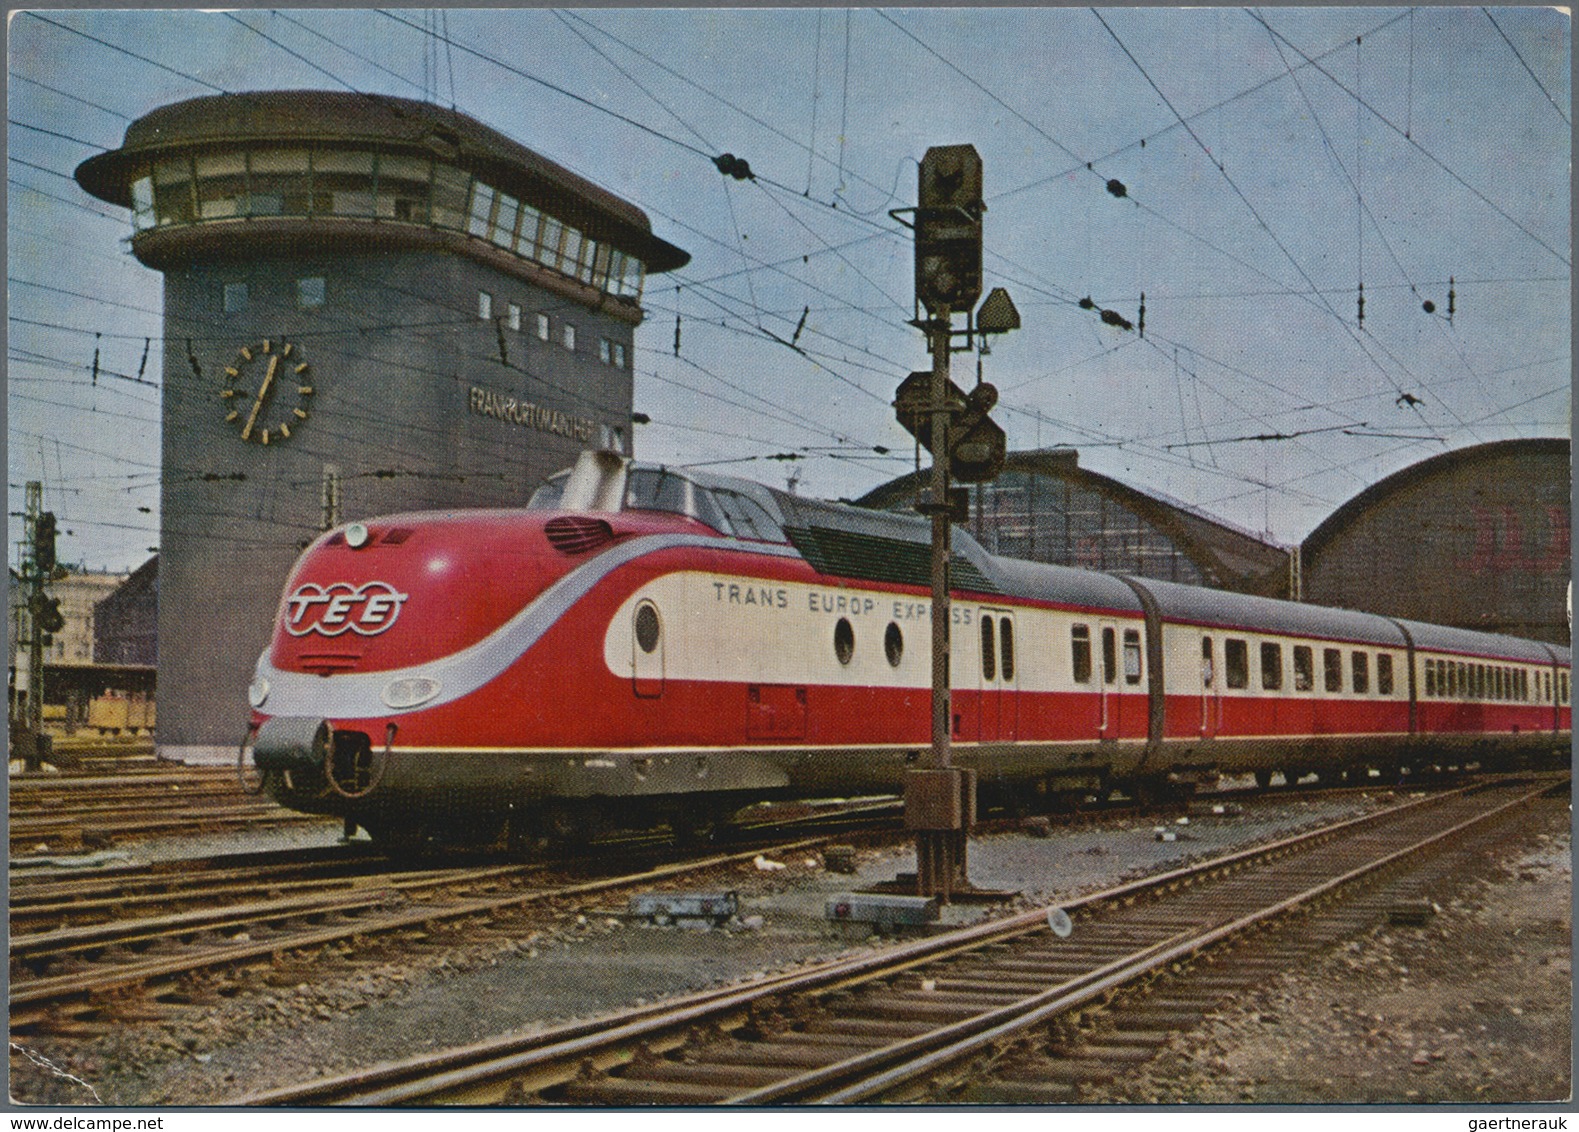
[380,527,414,545]
[297,652,362,676]
[545,516,617,555]
[783,526,999,594]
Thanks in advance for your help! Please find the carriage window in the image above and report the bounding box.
[1224,638,1248,690]
[1071,625,1092,684]
[1001,618,1016,683]
[634,602,661,654]
[1102,627,1117,685]
[1292,645,1313,691]
[980,616,996,682]
[1377,654,1394,695]
[1561,672,1569,705]
[1351,652,1369,694]
[1260,643,1283,691]
[1122,628,1141,684]
[1201,637,1215,688]
[1324,648,1343,693]
[834,617,855,666]
[885,622,904,668]
[1425,659,1437,697]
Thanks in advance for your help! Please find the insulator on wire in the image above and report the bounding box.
[1078,296,1095,310]
[1356,282,1365,329]
[91,333,100,387]
[136,337,150,381]
[1138,292,1146,339]
[673,312,682,357]
[1448,277,1456,323]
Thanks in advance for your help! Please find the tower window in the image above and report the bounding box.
[477,290,492,320]
[599,338,612,365]
[612,343,627,369]
[297,276,325,309]
[506,302,521,332]
[535,313,550,341]
[223,282,248,313]
[562,323,576,351]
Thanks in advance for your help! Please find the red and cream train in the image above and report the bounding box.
[246,452,1571,848]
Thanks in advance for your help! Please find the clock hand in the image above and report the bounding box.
[241,353,281,441]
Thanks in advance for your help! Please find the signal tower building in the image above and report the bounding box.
[76,90,689,762]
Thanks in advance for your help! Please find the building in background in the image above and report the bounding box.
[75,90,689,761]
[95,555,158,667]
[857,448,1295,597]
[1302,438,1570,645]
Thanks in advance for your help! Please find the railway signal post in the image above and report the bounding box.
[895,145,1011,900]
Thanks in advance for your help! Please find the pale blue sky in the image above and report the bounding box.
[8,7,1570,572]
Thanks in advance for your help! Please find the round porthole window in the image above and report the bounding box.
[834,617,855,665]
[885,622,903,668]
[634,601,661,654]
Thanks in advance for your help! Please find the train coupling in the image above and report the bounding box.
[253,716,333,773]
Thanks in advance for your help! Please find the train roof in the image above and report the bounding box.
[1126,575,1408,647]
[1391,618,1570,665]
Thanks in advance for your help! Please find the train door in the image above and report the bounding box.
[1098,621,1119,739]
[977,609,1017,743]
[1200,634,1220,738]
[632,599,664,698]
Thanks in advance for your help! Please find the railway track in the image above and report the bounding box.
[9,764,334,854]
[234,772,1564,1106]
[7,797,912,1034]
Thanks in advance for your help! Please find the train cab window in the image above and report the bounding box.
[1351,652,1369,695]
[712,490,785,542]
[1377,654,1394,695]
[1102,627,1118,685]
[624,468,728,533]
[1293,645,1313,691]
[1323,648,1343,693]
[1071,625,1092,683]
[1122,628,1141,685]
[1260,643,1283,691]
[1201,637,1215,689]
[980,617,996,681]
[1001,618,1016,683]
[1224,639,1249,690]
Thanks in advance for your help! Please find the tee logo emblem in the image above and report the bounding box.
[284,581,408,636]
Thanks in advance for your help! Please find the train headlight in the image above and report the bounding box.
[344,522,370,549]
[247,676,270,709]
[382,676,441,710]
